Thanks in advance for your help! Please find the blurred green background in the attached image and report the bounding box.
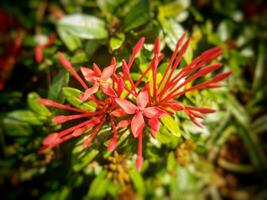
[0,0,267,199]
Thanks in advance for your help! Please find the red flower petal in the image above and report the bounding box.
[136,90,148,109]
[148,117,161,132]
[100,82,117,97]
[110,109,127,117]
[108,137,117,152]
[131,112,145,138]
[80,67,96,82]
[101,64,116,81]
[117,120,130,128]
[80,82,99,101]
[115,98,137,114]
[93,63,102,76]
[143,107,162,118]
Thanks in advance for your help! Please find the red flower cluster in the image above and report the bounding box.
[38,34,231,170]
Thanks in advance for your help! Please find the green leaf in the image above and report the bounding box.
[85,40,100,58]
[157,127,180,147]
[253,43,266,91]
[6,110,42,126]
[27,92,51,119]
[62,87,97,111]
[252,115,267,134]
[123,0,150,31]
[48,70,69,103]
[3,118,32,136]
[72,147,99,172]
[58,14,108,39]
[109,33,125,51]
[88,170,110,198]
[161,115,181,137]
[70,51,88,64]
[167,152,176,171]
[57,26,81,51]
[158,17,184,51]
[129,169,145,195]
[158,0,187,18]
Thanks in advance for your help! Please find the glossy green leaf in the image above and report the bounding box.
[57,26,81,51]
[109,33,125,51]
[123,0,150,31]
[62,87,97,111]
[88,170,110,198]
[27,92,51,119]
[3,118,32,136]
[129,169,145,195]
[158,17,184,51]
[48,70,70,103]
[161,115,181,137]
[6,110,42,126]
[58,14,108,39]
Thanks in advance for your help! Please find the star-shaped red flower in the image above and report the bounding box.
[80,62,117,101]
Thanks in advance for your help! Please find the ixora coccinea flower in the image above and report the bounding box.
[38,33,231,171]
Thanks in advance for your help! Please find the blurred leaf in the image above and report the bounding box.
[167,152,176,171]
[252,115,267,134]
[110,33,125,51]
[27,92,51,119]
[62,87,97,111]
[123,0,150,31]
[158,17,184,50]
[217,20,234,41]
[5,110,42,126]
[71,51,88,63]
[129,169,145,195]
[3,118,32,136]
[72,147,99,172]
[158,0,187,18]
[161,115,181,137]
[57,26,81,51]
[48,70,70,103]
[253,43,265,92]
[88,170,110,198]
[157,126,180,146]
[85,40,100,58]
[58,14,108,39]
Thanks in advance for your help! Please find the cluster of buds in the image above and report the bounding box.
[38,33,231,170]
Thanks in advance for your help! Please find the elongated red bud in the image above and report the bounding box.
[185,106,216,113]
[122,59,130,74]
[42,133,61,146]
[38,98,58,107]
[58,52,88,89]
[211,71,232,82]
[72,128,84,137]
[110,57,116,65]
[154,37,161,55]
[52,115,67,124]
[133,37,145,56]
[35,45,43,63]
